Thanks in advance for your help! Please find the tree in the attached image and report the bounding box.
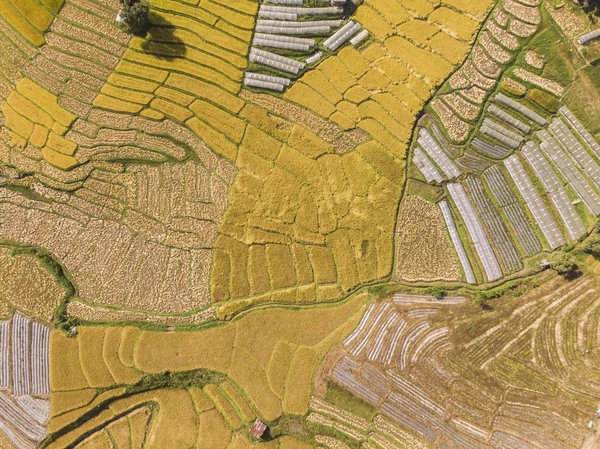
[473,293,488,309]
[582,234,600,256]
[426,286,446,299]
[580,0,599,14]
[549,251,578,276]
[117,0,150,36]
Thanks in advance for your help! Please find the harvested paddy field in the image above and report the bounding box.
[318,267,600,449]
[2,0,600,445]
[0,0,495,323]
[0,246,68,321]
[394,195,461,282]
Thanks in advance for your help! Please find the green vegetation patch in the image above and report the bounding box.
[528,88,559,113]
[405,178,444,203]
[324,381,378,421]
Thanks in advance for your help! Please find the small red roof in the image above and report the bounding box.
[249,419,267,438]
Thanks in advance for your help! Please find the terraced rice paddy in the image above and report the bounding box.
[1,0,477,322]
[319,279,600,448]
[45,386,261,449]
[0,0,63,46]
[43,292,368,447]
[0,0,503,324]
[2,0,600,445]
[402,0,600,284]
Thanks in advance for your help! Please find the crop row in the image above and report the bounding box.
[522,141,586,240]
[504,154,566,249]
[481,165,542,255]
[465,177,522,274]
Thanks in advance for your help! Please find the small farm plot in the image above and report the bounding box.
[416,127,461,180]
[250,0,496,169]
[329,294,484,447]
[0,248,66,322]
[0,156,234,324]
[538,131,600,215]
[428,0,544,145]
[481,165,542,256]
[406,108,600,284]
[0,0,63,46]
[2,77,78,169]
[0,312,51,449]
[522,141,586,240]
[394,195,461,283]
[245,2,363,92]
[0,0,138,183]
[505,155,565,250]
[439,199,477,284]
[447,182,503,282]
[0,0,250,322]
[464,176,522,274]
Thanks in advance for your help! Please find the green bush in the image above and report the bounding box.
[582,233,600,256]
[426,286,446,299]
[528,89,560,113]
[473,293,488,308]
[473,281,519,307]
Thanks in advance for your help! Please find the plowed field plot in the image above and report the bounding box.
[0,312,51,449]
[321,278,600,448]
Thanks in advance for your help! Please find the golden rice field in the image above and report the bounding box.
[46,292,368,446]
[2,0,600,445]
[0,0,494,322]
[2,77,78,169]
[0,0,63,46]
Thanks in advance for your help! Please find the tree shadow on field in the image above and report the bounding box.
[139,12,187,60]
[562,268,584,281]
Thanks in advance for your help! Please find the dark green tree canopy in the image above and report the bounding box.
[549,251,578,276]
[580,0,599,14]
[582,234,600,256]
[117,0,150,36]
